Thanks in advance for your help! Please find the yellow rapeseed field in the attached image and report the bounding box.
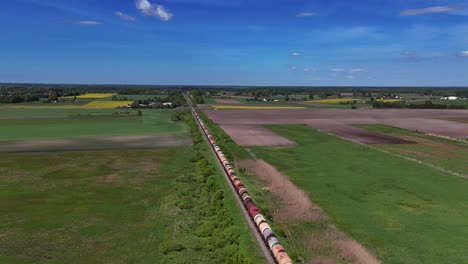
[376,99,402,103]
[309,98,362,104]
[211,105,305,110]
[64,93,116,99]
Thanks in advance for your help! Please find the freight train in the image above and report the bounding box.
[190,107,293,264]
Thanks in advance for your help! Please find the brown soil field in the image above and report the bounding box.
[0,134,191,153]
[215,99,243,105]
[306,122,415,144]
[238,159,380,264]
[446,118,468,124]
[221,125,295,146]
[204,109,468,145]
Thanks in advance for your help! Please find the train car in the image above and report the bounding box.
[190,107,292,264]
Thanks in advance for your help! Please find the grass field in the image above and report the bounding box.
[0,110,186,141]
[64,93,116,99]
[0,101,133,109]
[0,108,134,117]
[432,99,468,107]
[308,98,367,104]
[0,108,264,263]
[356,124,468,176]
[250,125,468,264]
[211,105,305,110]
[115,95,168,100]
[0,149,192,263]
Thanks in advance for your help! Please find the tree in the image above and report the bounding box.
[49,91,58,102]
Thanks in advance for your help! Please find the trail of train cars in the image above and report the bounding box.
[190,108,293,264]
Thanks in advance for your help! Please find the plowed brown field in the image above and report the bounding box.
[205,109,468,145]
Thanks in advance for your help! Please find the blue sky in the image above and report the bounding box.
[0,0,467,86]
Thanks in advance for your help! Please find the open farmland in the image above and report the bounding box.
[248,125,468,264]
[211,105,306,110]
[0,106,264,263]
[63,93,116,99]
[0,101,133,109]
[356,124,468,177]
[0,146,261,263]
[0,110,186,142]
[199,107,468,263]
[205,108,468,145]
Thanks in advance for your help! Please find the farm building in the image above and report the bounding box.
[440,96,459,100]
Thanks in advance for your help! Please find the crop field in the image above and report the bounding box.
[0,108,135,118]
[205,108,468,145]
[0,149,190,263]
[64,93,116,99]
[0,101,133,109]
[308,98,366,104]
[211,105,306,110]
[356,124,468,176]
[249,125,468,264]
[0,107,263,263]
[80,101,133,109]
[375,99,402,103]
[114,94,169,100]
[432,99,468,107]
[0,110,186,142]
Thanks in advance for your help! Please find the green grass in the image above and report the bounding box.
[0,110,264,263]
[0,148,194,263]
[356,124,468,176]
[0,108,130,117]
[0,110,187,141]
[251,125,468,264]
[432,99,468,107]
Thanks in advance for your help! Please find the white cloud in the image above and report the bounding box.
[289,66,297,70]
[349,68,365,73]
[296,12,316,17]
[291,52,301,56]
[330,68,345,72]
[115,11,136,22]
[458,50,468,57]
[136,0,173,21]
[54,20,101,25]
[346,76,356,79]
[304,68,315,72]
[400,5,464,16]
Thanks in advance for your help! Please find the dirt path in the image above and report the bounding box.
[238,159,381,264]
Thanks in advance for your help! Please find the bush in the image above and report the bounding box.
[160,243,185,254]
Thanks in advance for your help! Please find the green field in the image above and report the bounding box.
[0,110,186,141]
[0,108,129,117]
[250,125,468,264]
[0,108,263,263]
[115,94,168,100]
[432,99,468,107]
[356,124,468,176]
[0,149,191,263]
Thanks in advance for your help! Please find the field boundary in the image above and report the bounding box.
[311,126,468,179]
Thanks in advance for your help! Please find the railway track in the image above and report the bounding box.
[184,94,292,264]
